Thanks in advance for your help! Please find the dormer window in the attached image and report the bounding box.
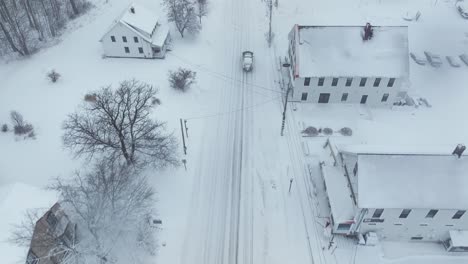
[46,212,58,228]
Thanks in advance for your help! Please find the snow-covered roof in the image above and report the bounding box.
[321,143,356,223]
[449,230,468,247]
[151,23,169,47]
[120,3,159,37]
[355,152,468,210]
[295,25,409,78]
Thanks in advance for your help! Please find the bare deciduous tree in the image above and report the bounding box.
[0,0,90,57]
[163,0,200,38]
[63,79,178,168]
[49,160,157,263]
[196,0,208,25]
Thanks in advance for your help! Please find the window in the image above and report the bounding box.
[341,93,348,102]
[318,93,330,103]
[332,78,339,86]
[304,77,311,86]
[399,209,411,218]
[353,163,358,175]
[122,36,127,42]
[134,36,139,43]
[345,78,353,86]
[394,223,403,226]
[426,209,438,218]
[387,78,396,87]
[110,36,116,42]
[372,209,384,218]
[411,236,423,240]
[46,212,58,228]
[318,77,325,86]
[152,47,161,53]
[138,47,144,54]
[359,78,367,87]
[301,92,308,101]
[420,223,428,226]
[381,93,389,102]
[124,47,130,53]
[337,223,352,231]
[453,210,466,219]
[373,78,381,87]
[360,95,368,104]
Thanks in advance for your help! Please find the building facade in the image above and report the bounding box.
[100,4,171,59]
[288,25,410,107]
[26,203,77,264]
[321,140,468,249]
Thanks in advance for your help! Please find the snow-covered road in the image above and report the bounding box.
[179,0,321,263]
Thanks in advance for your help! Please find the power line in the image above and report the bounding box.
[168,52,284,95]
[185,96,281,120]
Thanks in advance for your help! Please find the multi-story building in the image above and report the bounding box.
[287,24,409,107]
[321,140,468,251]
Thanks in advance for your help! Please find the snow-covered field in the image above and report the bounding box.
[1,0,468,263]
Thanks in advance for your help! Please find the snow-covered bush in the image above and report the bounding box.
[1,124,8,132]
[10,111,34,136]
[47,70,61,83]
[322,127,333,135]
[302,126,318,136]
[339,127,353,136]
[168,68,196,92]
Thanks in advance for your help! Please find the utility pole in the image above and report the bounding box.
[288,178,293,193]
[281,59,292,136]
[281,85,291,136]
[268,0,273,47]
[180,118,187,155]
[184,119,189,138]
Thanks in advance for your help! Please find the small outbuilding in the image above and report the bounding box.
[100,3,171,59]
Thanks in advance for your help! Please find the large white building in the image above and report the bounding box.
[321,140,468,250]
[100,3,171,59]
[287,25,410,107]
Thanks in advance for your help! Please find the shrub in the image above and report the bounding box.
[322,127,333,135]
[340,127,353,136]
[1,124,8,132]
[84,93,97,102]
[168,68,196,92]
[10,111,34,136]
[302,126,318,136]
[47,69,61,83]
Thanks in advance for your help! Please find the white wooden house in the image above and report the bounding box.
[100,3,171,59]
[287,25,410,107]
[320,140,468,250]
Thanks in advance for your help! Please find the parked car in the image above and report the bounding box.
[456,0,468,19]
[242,51,254,72]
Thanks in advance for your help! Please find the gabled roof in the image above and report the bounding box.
[292,25,409,78]
[338,144,468,210]
[101,3,168,46]
[120,3,159,37]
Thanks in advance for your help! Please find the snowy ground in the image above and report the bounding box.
[1,0,468,264]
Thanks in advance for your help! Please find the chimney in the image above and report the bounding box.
[452,144,466,158]
[363,22,373,41]
[130,6,135,14]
